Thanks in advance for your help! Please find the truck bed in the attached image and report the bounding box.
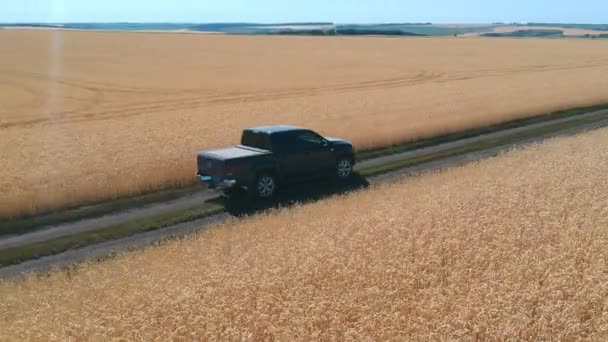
[200,145,270,160]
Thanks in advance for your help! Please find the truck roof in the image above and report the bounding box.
[245,125,303,134]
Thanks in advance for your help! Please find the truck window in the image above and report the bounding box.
[271,132,301,153]
[296,131,324,149]
[241,131,272,150]
[298,132,323,144]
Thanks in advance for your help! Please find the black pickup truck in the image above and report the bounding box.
[196,125,355,198]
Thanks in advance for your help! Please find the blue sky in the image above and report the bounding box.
[1,0,607,23]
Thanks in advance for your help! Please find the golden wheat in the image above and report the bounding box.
[2,29,608,217]
[1,126,607,340]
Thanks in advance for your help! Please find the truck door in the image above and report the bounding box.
[293,131,335,177]
[272,131,333,181]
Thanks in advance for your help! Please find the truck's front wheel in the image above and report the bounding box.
[252,173,276,199]
[336,158,354,180]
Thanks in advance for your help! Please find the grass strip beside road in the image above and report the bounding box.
[2,103,608,239]
[0,185,201,237]
[0,202,224,267]
[356,104,608,161]
[2,108,607,268]
[360,111,608,177]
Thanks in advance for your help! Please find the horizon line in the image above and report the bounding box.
[1,21,606,25]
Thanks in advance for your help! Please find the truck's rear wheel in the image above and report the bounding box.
[336,158,354,180]
[252,173,276,199]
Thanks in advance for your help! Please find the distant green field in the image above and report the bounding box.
[0,22,335,34]
[523,23,608,31]
[0,22,493,36]
[1,22,607,38]
[336,24,495,36]
[482,29,565,38]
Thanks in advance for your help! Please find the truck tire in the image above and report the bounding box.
[336,158,354,180]
[251,173,276,199]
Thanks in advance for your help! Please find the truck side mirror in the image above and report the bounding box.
[321,139,329,147]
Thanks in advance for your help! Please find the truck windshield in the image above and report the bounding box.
[241,130,272,150]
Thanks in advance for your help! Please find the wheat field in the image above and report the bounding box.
[2,29,608,217]
[2,126,607,340]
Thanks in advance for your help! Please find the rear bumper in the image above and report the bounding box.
[197,174,237,189]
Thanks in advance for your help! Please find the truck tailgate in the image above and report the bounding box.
[197,155,224,177]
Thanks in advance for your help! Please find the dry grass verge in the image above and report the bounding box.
[2,125,608,339]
